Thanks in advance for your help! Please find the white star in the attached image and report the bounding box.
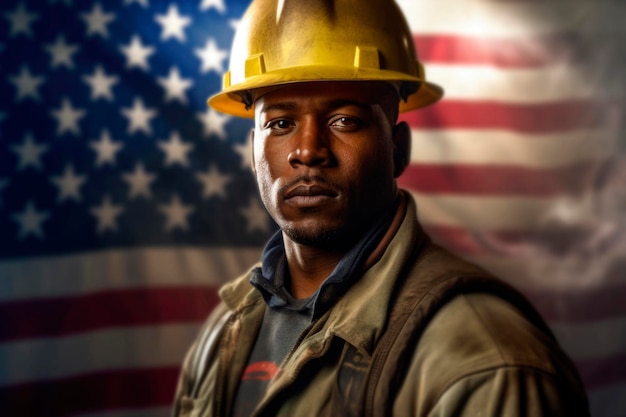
[124,0,149,7]
[195,38,228,74]
[197,107,230,139]
[155,4,191,42]
[159,194,194,232]
[240,197,270,234]
[11,132,48,171]
[83,65,118,101]
[9,66,45,102]
[157,66,193,104]
[51,98,86,136]
[234,135,254,171]
[120,35,154,70]
[229,18,240,31]
[196,165,230,199]
[200,0,226,13]
[4,3,39,37]
[121,97,157,135]
[80,3,115,38]
[45,35,79,69]
[50,164,87,203]
[90,130,123,167]
[91,196,124,233]
[12,201,50,240]
[158,131,194,167]
[122,163,156,199]
[0,178,9,207]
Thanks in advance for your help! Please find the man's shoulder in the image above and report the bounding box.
[414,292,566,385]
[394,291,589,416]
[421,292,559,369]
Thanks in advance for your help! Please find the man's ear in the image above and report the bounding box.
[392,121,411,178]
[249,129,256,175]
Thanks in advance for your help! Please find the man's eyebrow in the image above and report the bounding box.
[258,101,298,113]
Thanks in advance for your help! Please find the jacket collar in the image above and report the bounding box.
[323,193,426,356]
[219,191,427,356]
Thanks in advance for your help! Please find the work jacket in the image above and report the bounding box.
[173,194,589,417]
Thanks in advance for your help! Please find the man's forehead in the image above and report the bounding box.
[255,81,399,113]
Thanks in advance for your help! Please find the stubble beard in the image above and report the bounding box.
[281,220,358,251]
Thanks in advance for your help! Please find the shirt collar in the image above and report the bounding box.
[250,197,401,321]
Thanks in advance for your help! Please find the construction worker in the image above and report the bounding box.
[173,0,590,415]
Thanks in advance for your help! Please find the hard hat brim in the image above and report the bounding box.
[207,66,444,119]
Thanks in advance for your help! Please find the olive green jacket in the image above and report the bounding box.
[172,195,589,417]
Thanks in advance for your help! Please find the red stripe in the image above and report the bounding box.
[0,366,178,416]
[424,224,521,256]
[414,34,583,68]
[576,353,626,391]
[400,100,608,133]
[0,286,219,342]
[398,162,602,197]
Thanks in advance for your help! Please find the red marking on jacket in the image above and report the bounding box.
[242,361,279,381]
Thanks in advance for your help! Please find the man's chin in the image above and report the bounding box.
[282,225,355,250]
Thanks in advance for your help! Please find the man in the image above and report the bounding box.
[173,0,590,416]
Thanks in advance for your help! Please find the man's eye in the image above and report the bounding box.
[330,116,362,131]
[266,119,292,131]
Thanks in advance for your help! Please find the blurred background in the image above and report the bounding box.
[0,0,624,416]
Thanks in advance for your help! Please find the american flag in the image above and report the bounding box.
[0,0,624,416]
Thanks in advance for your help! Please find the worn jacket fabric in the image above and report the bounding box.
[172,193,589,417]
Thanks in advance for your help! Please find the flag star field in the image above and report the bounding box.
[1,0,273,260]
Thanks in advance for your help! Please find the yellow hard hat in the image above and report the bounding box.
[208,0,444,118]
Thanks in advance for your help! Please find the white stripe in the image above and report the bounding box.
[588,382,626,417]
[400,0,626,37]
[398,0,597,36]
[426,64,603,103]
[464,255,626,292]
[76,406,172,417]
[0,323,200,387]
[408,128,618,167]
[550,316,626,360]
[413,194,557,230]
[412,185,619,230]
[0,246,262,302]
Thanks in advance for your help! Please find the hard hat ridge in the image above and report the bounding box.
[208,0,444,118]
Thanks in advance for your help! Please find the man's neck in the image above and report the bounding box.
[280,192,407,300]
[282,239,345,299]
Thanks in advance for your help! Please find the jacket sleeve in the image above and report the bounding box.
[423,366,587,417]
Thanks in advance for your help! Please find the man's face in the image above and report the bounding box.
[252,81,407,250]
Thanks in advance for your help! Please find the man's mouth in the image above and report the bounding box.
[283,183,339,208]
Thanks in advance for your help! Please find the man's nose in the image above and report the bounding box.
[287,122,332,168]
